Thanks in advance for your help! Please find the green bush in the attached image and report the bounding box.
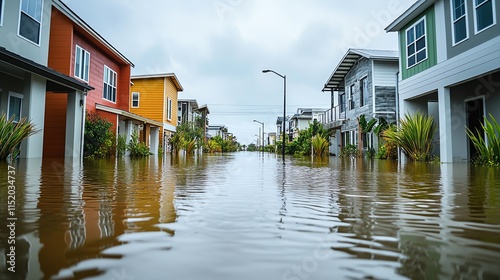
[116,134,127,157]
[128,129,150,157]
[0,114,38,161]
[383,112,436,162]
[84,112,115,159]
[466,113,500,166]
[312,135,329,156]
[340,144,360,158]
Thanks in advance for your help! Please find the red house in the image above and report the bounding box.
[44,0,161,158]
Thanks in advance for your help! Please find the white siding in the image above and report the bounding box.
[373,61,398,87]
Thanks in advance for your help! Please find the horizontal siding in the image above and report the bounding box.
[130,78,165,123]
[400,6,438,80]
[48,7,73,74]
[164,78,179,126]
[373,61,398,87]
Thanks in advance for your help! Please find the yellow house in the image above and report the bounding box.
[130,73,184,152]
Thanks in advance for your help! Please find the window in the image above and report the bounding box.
[74,45,90,82]
[474,0,495,33]
[339,92,346,113]
[8,92,23,123]
[360,77,368,107]
[103,66,117,102]
[19,0,43,44]
[132,92,139,108]
[166,98,172,120]
[406,18,427,68]
[451,0,468,44]
[349,84,355,110]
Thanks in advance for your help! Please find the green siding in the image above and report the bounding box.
[400,6,437,80]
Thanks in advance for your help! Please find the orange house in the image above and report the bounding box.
[130,73,184,152]
[44,1,161,158]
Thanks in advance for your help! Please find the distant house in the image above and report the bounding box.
[130,73,184,153]
[195,104,210,143]
[268,132,277,146]
[276,116,286,141]
[386,0,500,162]
[0,0,93,158]
[322,48,399,156]
[44,0,162,157]
[289,108,327,140]
[178,99,199,125]
[208,125,228,140]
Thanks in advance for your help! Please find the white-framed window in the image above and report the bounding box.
[19,0,43,45]
[7,92,23,123]
[103,65,117,103]
[360,77,368,107]
[131,92,139,108]
[474,0,496,33]
[451,0,468,44]
[405,17,427,68]
[166,98,172,120]
[74,45,90,82]
[349,84,355,110]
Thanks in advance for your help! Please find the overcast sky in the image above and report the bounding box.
[63,0,416,145]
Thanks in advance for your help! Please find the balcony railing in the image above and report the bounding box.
[318,105,346,126]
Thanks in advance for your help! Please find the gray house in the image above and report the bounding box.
[386,0,500,162]
[321,49,399,156]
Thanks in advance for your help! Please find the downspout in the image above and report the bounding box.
[395,71,399,126]
[80,90,88,163]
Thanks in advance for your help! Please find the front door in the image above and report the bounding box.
[466,97,485,161]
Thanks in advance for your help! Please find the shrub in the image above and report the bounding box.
[466,113,500,166]
[0,114,37,161]
[116,134,127,157]
[340,144,360,158]
[311,135,329,156]
[84,112,115,159]
[383,112,436,162]
[128,129,150,157]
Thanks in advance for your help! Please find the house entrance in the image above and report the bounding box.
[465,97,484,161]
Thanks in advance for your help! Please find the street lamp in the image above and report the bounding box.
[262,69,286,161]
[253,120,264,151]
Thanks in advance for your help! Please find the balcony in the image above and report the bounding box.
[319,105,346,130]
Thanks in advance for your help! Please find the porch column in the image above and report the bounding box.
[438,86,453,162]
[150,127,159,155]
[21,74,46,158]
[126,120,133,156]
[65,90,84,158]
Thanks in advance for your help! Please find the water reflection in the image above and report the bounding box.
[0,154,499,279]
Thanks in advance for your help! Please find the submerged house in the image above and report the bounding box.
[288,108,327,140]
[0,0,93,158]
[130,73,184,153]
[322,49,399,156]
[44,0,162,158]
[386,0,500,162]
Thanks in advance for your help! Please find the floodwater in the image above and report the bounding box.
[1,152,500,280]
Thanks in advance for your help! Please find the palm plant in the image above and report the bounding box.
[184,139,197,154]
[466,113,500,166]
[0,114,38,161]
[311,135,329,156]
[357,114,377,157]
[383,112,436,162]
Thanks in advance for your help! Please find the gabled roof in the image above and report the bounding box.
[131,73,184,91]
[386,0,434,32]
[0,47,94,93]
[195,104,210,114]
[54,0,134,67]
[322,48,398,91]
[178,99,199,110]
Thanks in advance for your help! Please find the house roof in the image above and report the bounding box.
[322,48,398,91]
[178,99,199,110]
[385,0,435,32]
[195,104,210,114]
[131,73,184,91]
[54,0,134,67]
[0,46,94,93]
[96,104,163,127]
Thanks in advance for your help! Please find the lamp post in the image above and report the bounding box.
[262,69,286,161]
[253,120,264,152]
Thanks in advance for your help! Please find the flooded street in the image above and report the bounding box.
[1,153,500,280]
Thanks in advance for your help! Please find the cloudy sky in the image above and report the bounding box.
[64,0,416,145]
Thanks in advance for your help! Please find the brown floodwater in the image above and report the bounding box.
[0,153,499,280]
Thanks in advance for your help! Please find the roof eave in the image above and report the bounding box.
[386,0,434,32]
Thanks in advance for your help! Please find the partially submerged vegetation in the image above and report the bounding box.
[466,114,500,167]
[0,114,37,161]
